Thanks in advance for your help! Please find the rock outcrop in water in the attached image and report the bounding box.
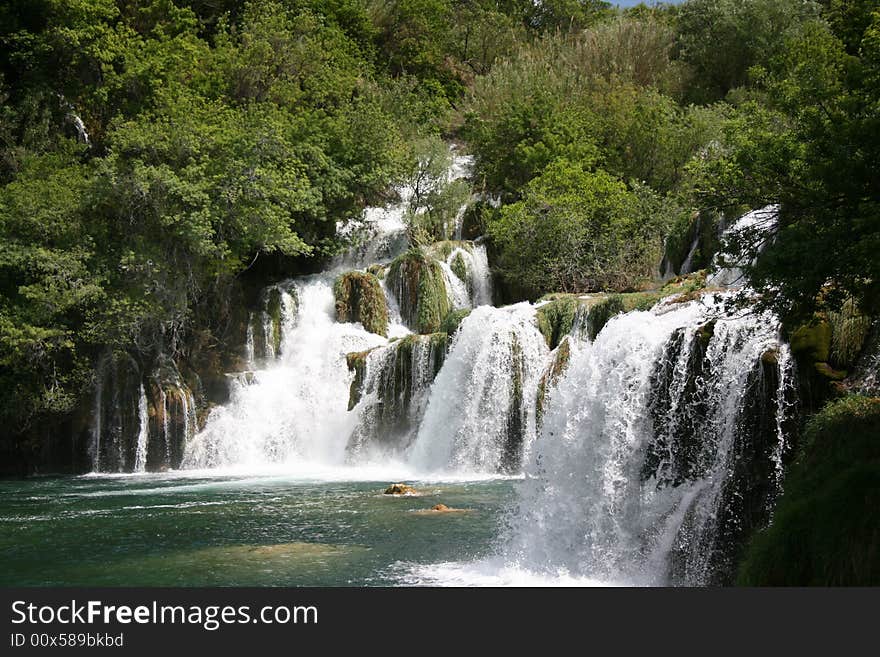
[387,249,452,334]
[333,271,389,336]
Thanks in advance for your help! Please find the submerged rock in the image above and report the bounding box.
[334,271,389,337]
[411,503,469,515]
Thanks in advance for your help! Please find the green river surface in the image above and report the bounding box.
[0,471,517,586]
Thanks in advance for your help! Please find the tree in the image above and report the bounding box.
[688,11,880,320]
[487,159,669,298]
[675,0,821,103]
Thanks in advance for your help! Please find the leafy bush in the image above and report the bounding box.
[487,160,669,298]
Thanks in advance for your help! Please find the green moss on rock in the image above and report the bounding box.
[266,287,284,356]
[334,271,389,337]
[738,396,880,585]
[587,295,625,341]
[440,308,471,337]
[503,334,526,474]
[366,264,386,280]
[536,337,572,427]
[345,349,374,410]
[387,249,451,334]
[450,251,469,283]
[536,297,579,349]
[790,320,832,363]
[428,240,472,261]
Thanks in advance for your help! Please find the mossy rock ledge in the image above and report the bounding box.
[536,336,572,427]
[387,249,451,334]
[333,271,389,337]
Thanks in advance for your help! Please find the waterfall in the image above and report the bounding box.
[245,319,255,367]
[443,243,492,307]
[133,384,149,473]
[679,216,701,275]
[164,166,800,585]
[161,389,171,463]
[406,304,550,474]
[470,244,492,307]
[499,294,796,585]
[708,205,779,287]
[439,260,471,310]
[181,276,390,468]
[89,357,106,472]
[346,334,448,459]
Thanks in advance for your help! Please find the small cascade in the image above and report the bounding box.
[182,276,389,468]
[346,333,448,459]
[246,284,298,363]
[133,384,149,473]
[245,321,255,367]
[501,294,797,585]
[851,320,880,395]
[407,304,550,474]
[89,356,107,471]
[442,243,493,307]
[679,216,702,275]
[708,205,779,287]
[88,352,198,473]
[88,352,144,473]
[150,361,198,471]
[160,389,171,463]
[438,260,471,310]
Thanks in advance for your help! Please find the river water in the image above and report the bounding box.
[0,471,517,586]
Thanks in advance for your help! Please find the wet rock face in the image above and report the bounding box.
[89,352,200,474]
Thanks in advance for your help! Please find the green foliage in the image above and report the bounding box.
[333,271,389,336]
[675,0,821,102]
[463,16,707,198]
[401,136,471,244]
[828,300,872,368]
[687,12,880,322]
[488,160,669,298]
[0,0,443,439]
[738,396,880,585]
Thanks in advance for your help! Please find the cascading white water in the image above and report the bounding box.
[133,384,149,473]
[708,205,779,287]
[182,277,391,468]
[679,217,701,275]
[439,261,471,310]
[498,293,795,585]
[407,304,549,474]
[160,389,171,462]
[182,155,484,472]
[444,244,492,307]
[90,361,104,472]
